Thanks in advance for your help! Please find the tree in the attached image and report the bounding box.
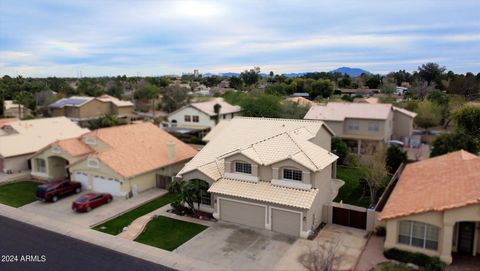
[240,69,260,87]
[386,146,407,174]
[135,84,160,115]
[431,133,479,157]
[414,101,441,131]
[309,79,334,99]
[185,179,210,213]
[14,91,34,118]
[159,85,190,113]
[448,73,480,101]
[455,105,480,142]
[278,101,310,119]
[229,76,243,89]
[364,75,382,89]
[87,114,126,130]
[337,76,351,88]
[301,238,341,271]
[331,138,349,165]
[418,62,446,86]
[238,93,282,118]
[362,150,388,206]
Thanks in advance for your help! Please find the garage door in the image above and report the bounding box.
[93,176,121,196]
[73,172,89,189]
[219,199,265,229]
[271,208,301,237]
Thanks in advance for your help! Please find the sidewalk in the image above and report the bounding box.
[118,204,214,240]
[355,235,387,271]
[0,203,218,271]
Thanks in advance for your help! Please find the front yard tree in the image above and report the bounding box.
[186,179,210,213]
[362,150,388,207]
[414,100,441,131]
[386,145,407,174]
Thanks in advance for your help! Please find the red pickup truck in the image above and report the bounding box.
[36,179,82,202]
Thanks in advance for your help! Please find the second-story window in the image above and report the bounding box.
[184,115,191,122]
[283,168,303,181]
[347,120,360,131]
[368,122,379,132]
[192,115,199,122]
[235,162,252,174]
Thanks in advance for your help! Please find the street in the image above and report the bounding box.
[0,215,174,271]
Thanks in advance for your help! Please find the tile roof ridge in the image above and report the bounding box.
[285,131,320,170]
[235,116,324,123]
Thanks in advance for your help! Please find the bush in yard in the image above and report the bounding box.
[374,226,386,237]
[331,137,349,165]
[383,248,446,271]
[344,153,360,167]
[386,145,407,174]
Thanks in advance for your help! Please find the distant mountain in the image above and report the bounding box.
[330,67,370,77]
[218,72,240,77]
[282,73,306,78]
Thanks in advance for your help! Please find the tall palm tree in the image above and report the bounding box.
[213,103,222,125]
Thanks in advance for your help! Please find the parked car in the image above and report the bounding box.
[72,192,113,212]
[36,179,82,202]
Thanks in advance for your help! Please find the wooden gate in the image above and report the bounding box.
[332,206,367,230]
[156,175,172,189]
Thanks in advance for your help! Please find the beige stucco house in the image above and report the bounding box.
[304,103,416,156]
[49,94,134,126]
[0,117,88,173]
[178,117,343,238]
[29,123,198,197]
[166,98,241,137]
[379,150,480,264]
[3,100,31,118]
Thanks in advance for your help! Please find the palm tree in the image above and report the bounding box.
[213,103,222,124]
[186,179,210,212]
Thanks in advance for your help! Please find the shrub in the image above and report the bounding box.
[374,226,386,237]
[384,248,446,271]
[386,145,407,174]
[344,153,360,167]
[332,137,349,165]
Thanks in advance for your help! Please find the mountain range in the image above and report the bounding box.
[209,67,371,78]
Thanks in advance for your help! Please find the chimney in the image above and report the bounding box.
[167,141,176,160]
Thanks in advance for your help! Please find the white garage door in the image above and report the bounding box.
[93,176,121,196]
[219,199,265,229]
[73,172,89,189]
[271,208,301,237]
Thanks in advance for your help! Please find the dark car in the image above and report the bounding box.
[72,192,113,212]
[36,179,82,202]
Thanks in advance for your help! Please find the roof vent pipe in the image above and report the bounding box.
[167,141,176,160]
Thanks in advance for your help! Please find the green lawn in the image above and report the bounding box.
[93,192,177,235]
[334,166,371,208]
[0,181,38,207]
[135,215,207,251]
[373,263,419,271]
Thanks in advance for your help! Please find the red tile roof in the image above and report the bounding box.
[56,138,92,157]
[379,150,480,220]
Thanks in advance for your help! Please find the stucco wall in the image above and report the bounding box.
[393,111,414,139]
[311,125,333,151]
[31,146,76,179]
[383,204,480,264]
[2,154,31,173]
[78,99,111,119]
[168,106,214,128]
[324,121,343,137]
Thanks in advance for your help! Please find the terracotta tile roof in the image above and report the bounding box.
[85,123,198,178]
[56,138,92,157]
[208,178,318,209]
[379,150,480,220]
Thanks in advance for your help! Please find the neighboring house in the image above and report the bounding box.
[0,117,88,173]
[178,117,343,238]
[29,123,198,196]
[166,98,241,138]
[284,96,316,107]
[304,103,416,155]
[352,97,380,104]
[49,94,134,126]
[378,150,480,264]
[3,100,31,118]
[336,88,380,96]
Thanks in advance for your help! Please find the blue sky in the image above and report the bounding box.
[0,0,479,77]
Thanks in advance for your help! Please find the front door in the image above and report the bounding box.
[458,222,475,255]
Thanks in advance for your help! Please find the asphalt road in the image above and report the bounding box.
[0,215,174,271]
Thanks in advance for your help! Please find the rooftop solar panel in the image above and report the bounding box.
[50,98,90,108]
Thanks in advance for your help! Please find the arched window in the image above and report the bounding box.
[398,220,439,250]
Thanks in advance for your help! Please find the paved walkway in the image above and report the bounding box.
[118,204,215,240]
[0,203,217,271]
[275,224,368,271]
[355,235,387,271]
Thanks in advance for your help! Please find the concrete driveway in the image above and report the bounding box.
[175,222,297,270]
[275,224,368,271]
[19,188,167,227]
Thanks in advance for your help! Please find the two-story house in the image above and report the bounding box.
[304,103,416,156]
[166,98,241,138]
[49,94,134,126]
[177,117,343,238]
